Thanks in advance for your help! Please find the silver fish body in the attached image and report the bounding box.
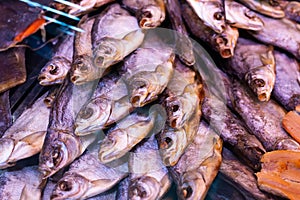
[124,47,174,107]
[71,17,96,85]
[91,4,145,81]
[273,50,300,110]
[186,0,226,33]
[225,0,264,31]
[0,93,50,169]
[0,166,43,200]
[0,91,12,137]
[227,38,276,101]
[129,136,171,200]
[38,35,74,86]
[231,79,300,151]
[75,70,133,135]
[239,0,285,18]
[39,76,97,178]
[98,104,165,163]
[248,13,300,60]
[169,121,222,200]
[51,146,127,200]
[182,3,239,58]
[122,0,166,28]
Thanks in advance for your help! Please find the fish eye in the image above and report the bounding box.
[49,65,58,75]
[182,185,193,198]
[52,147,62,166]
[171,105,179,112]
[59,181,72,191]
[95,56,104,66]
[160,137,173,149]
[143,10,152,18]
[253,79,265,87]
[269,0,279,6]
[79,107,94,119]
[213,12,223,20]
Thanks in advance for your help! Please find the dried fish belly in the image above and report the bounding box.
[0,93,50,169]
[38,35,74,86]
[129,136,171,200]
[169,121,222,200]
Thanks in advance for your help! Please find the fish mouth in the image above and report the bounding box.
[129,78,154,107]
[215,37,234,58]
[129,176,160,200]
[179,176,204,200]
[70,56,94,85]
[139,5,164,28]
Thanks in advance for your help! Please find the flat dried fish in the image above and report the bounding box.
[0,91,12,137]
[169,121,222,200]
[0,48,26,93]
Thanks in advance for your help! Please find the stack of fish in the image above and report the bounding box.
[1,0,300,199]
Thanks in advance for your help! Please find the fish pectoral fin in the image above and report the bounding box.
[260,46,275,66]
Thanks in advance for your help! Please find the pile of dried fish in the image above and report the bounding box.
[1,0,300,199]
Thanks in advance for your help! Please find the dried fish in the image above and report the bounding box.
[90,4,145,81]
[202,95,266,170]
[224,0,264,31]
[0,48,26,93]
[0,91,12,137]
[238,0,285,18]
[71,17,96,85]
[182,3,238,58]
[43,86,59,108]
[272,50,300,110]
[124,46,174,107]
[116,177,129,200]
[281,1,300,23]
[67,0,114,16]
[256,150,300,200]
[38,35,74,86]
[169,121,222,200]
[0,93,50,169]
[98,104,165,163]
[230,79,300,151]
[248,13,300,59]
[282,111,300,143]
[39,76,97,178]
[166,0,195,66]
[226,38,276,101]
[75,70,132,135]
[219,148,274,200]
[0,166,44,200]
[129,136,171,200]
[51,146,127,199]
[186,0,226,33]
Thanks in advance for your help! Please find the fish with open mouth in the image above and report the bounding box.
[124,46,175,107]
[128,135,171,200]
[0,166,44,200]
[90,4,145,81]
[166,0,195,66]
[38,35,74,86]
[98,104,166,164]
[248,13,300,60]
[230,79,300,151]
[75,70,133,135]
[226,38,276,102]
[238,0,285,18]
[122,0,166,29]
[202,94,266,170]
[43,86,59,108]
[0,91,12,137]
[51,145,127,200]
[272,50,300,111]
[39,76,97,178]
[169,120,222,200]
[70,16,96,85]
[186,0,226,33]
[219,147,274,200]
[0,93,50,169]
[224,0,264,31]
[182,2,239,58]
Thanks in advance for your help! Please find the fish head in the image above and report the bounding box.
[71,55,97,85]
[75,98,112,135]
[242,9,264,30]
[138,5,165,28]
[215,26,239,58]
[51,173,89,200]
[129,176,160,200]
[98,129,128,163]
[39,133,80,178]
[245,65,275,101]
[157,128,188,166]
[177,171,206,200]
[201,2,226,33]
[0,138,15,169]
[93,38,124,69]
[38,58,70,86]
